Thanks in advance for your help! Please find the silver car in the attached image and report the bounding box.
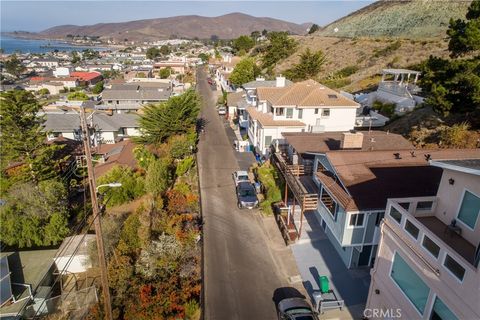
[277,298,319,320]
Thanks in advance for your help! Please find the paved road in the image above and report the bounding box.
[197,68,286,319]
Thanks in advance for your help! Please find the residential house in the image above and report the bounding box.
[53,67,73,78]
[272,131,480,269]
[242,76,293,106]
[43,111,140,144]
[356,68,423,114]
[34,58,60,68]
[70,71,103,86]
[1,249,58,318]
[366,158,480,320]
[153,60,189,75]
[99,82,171,112]
[93,140,137,176]
[30,76,78,89]
[246,79,359,155]
[123,67,153,81]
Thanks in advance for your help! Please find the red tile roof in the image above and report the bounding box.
[70,71,102,82]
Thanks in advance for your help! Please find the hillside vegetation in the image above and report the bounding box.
[317,0,471,39]
[274,36,451,92]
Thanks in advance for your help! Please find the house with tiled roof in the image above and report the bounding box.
[70,71,103,85]
[246,79,359,155]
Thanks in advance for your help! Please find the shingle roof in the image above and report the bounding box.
[43,112,139,132]
[227,91,244,107]
[321,149,480,211]
[257,79,359,107]
[283,131,414,154]
[246,107,305,127]
[94,140,137,176]
[101,87,171,100]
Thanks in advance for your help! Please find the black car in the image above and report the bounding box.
[236,182,259,209]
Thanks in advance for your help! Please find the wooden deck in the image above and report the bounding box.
[417,216,476,266]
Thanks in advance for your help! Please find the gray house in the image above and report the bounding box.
[272,131,450,268]
[99,82,171,112]
[43,111,140,144]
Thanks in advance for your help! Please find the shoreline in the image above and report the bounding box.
[2,32,125,50]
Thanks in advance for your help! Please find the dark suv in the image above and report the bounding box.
[236,182,259,209]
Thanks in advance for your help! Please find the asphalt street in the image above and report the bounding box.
[197,68,287,320]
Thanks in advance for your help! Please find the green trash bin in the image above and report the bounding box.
[319,276,330,293]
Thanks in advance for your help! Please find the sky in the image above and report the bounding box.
[1,1,374,32]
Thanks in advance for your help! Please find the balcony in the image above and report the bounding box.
[272,152,317,211]
[386,197,477,269]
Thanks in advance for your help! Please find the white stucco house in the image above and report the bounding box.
[246,79,359,155]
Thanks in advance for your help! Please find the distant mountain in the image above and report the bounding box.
[36,13,310,41]
[316,0,472,39]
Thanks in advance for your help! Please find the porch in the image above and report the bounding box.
[272,151,319,244]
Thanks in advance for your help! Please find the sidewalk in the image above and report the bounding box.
[290,212,371,319]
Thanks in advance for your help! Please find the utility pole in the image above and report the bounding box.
[79,107,113,320]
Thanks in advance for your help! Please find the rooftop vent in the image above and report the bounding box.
[394,153,402,160]
[425,154,431,161]
[410,151,416,157]
[328,94,338,99]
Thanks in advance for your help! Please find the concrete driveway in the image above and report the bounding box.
[197,68,298,320]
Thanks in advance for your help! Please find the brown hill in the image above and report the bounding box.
[275,35,451,92]
[37,13,309,41]
[316,0,471,39]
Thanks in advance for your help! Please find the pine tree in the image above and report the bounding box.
[135,90,200,145]
[0,90,65,183]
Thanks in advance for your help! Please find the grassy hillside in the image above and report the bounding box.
[274,36,450,92]
[317,0,471,39]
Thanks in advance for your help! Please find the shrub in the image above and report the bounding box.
[97,166,145,207]
[372,100,396,118]
[145,159,171,197]
[335,65,359,78]
[256,163,282,215]
[440,122,478,148]
[373,40,402,58]
[176,157,195,177]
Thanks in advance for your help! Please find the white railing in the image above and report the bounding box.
[386,197,476,272]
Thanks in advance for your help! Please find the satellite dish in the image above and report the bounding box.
[334,27,339,33]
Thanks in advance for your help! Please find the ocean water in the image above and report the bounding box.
[0,35,108,54]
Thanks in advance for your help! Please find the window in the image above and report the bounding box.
[320,188,338,220]
[322,108,330,117]
[391,252,430,315]
[286,108,293,119]
[275,108,285,116]
[405,220,420,239]
[265,135,272,147]
[298,109,303,119]
[399,202,410,210]
[443,254,465,281]
[417,201,433,211]
[349,213,365,227]
[422,235,440,258]
[389,206,402,224]
[457,190,480,229]
[430,297,458,320]
[314,108,319,114]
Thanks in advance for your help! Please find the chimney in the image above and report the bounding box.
[276,75,286,88]
[340,132,364,149]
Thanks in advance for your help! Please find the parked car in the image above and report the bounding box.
[277,298,319,320]
[236,182,259,209]
[232,170,250,185]
[218,106,226,115]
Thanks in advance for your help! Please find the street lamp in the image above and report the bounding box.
[96,182,122,193]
